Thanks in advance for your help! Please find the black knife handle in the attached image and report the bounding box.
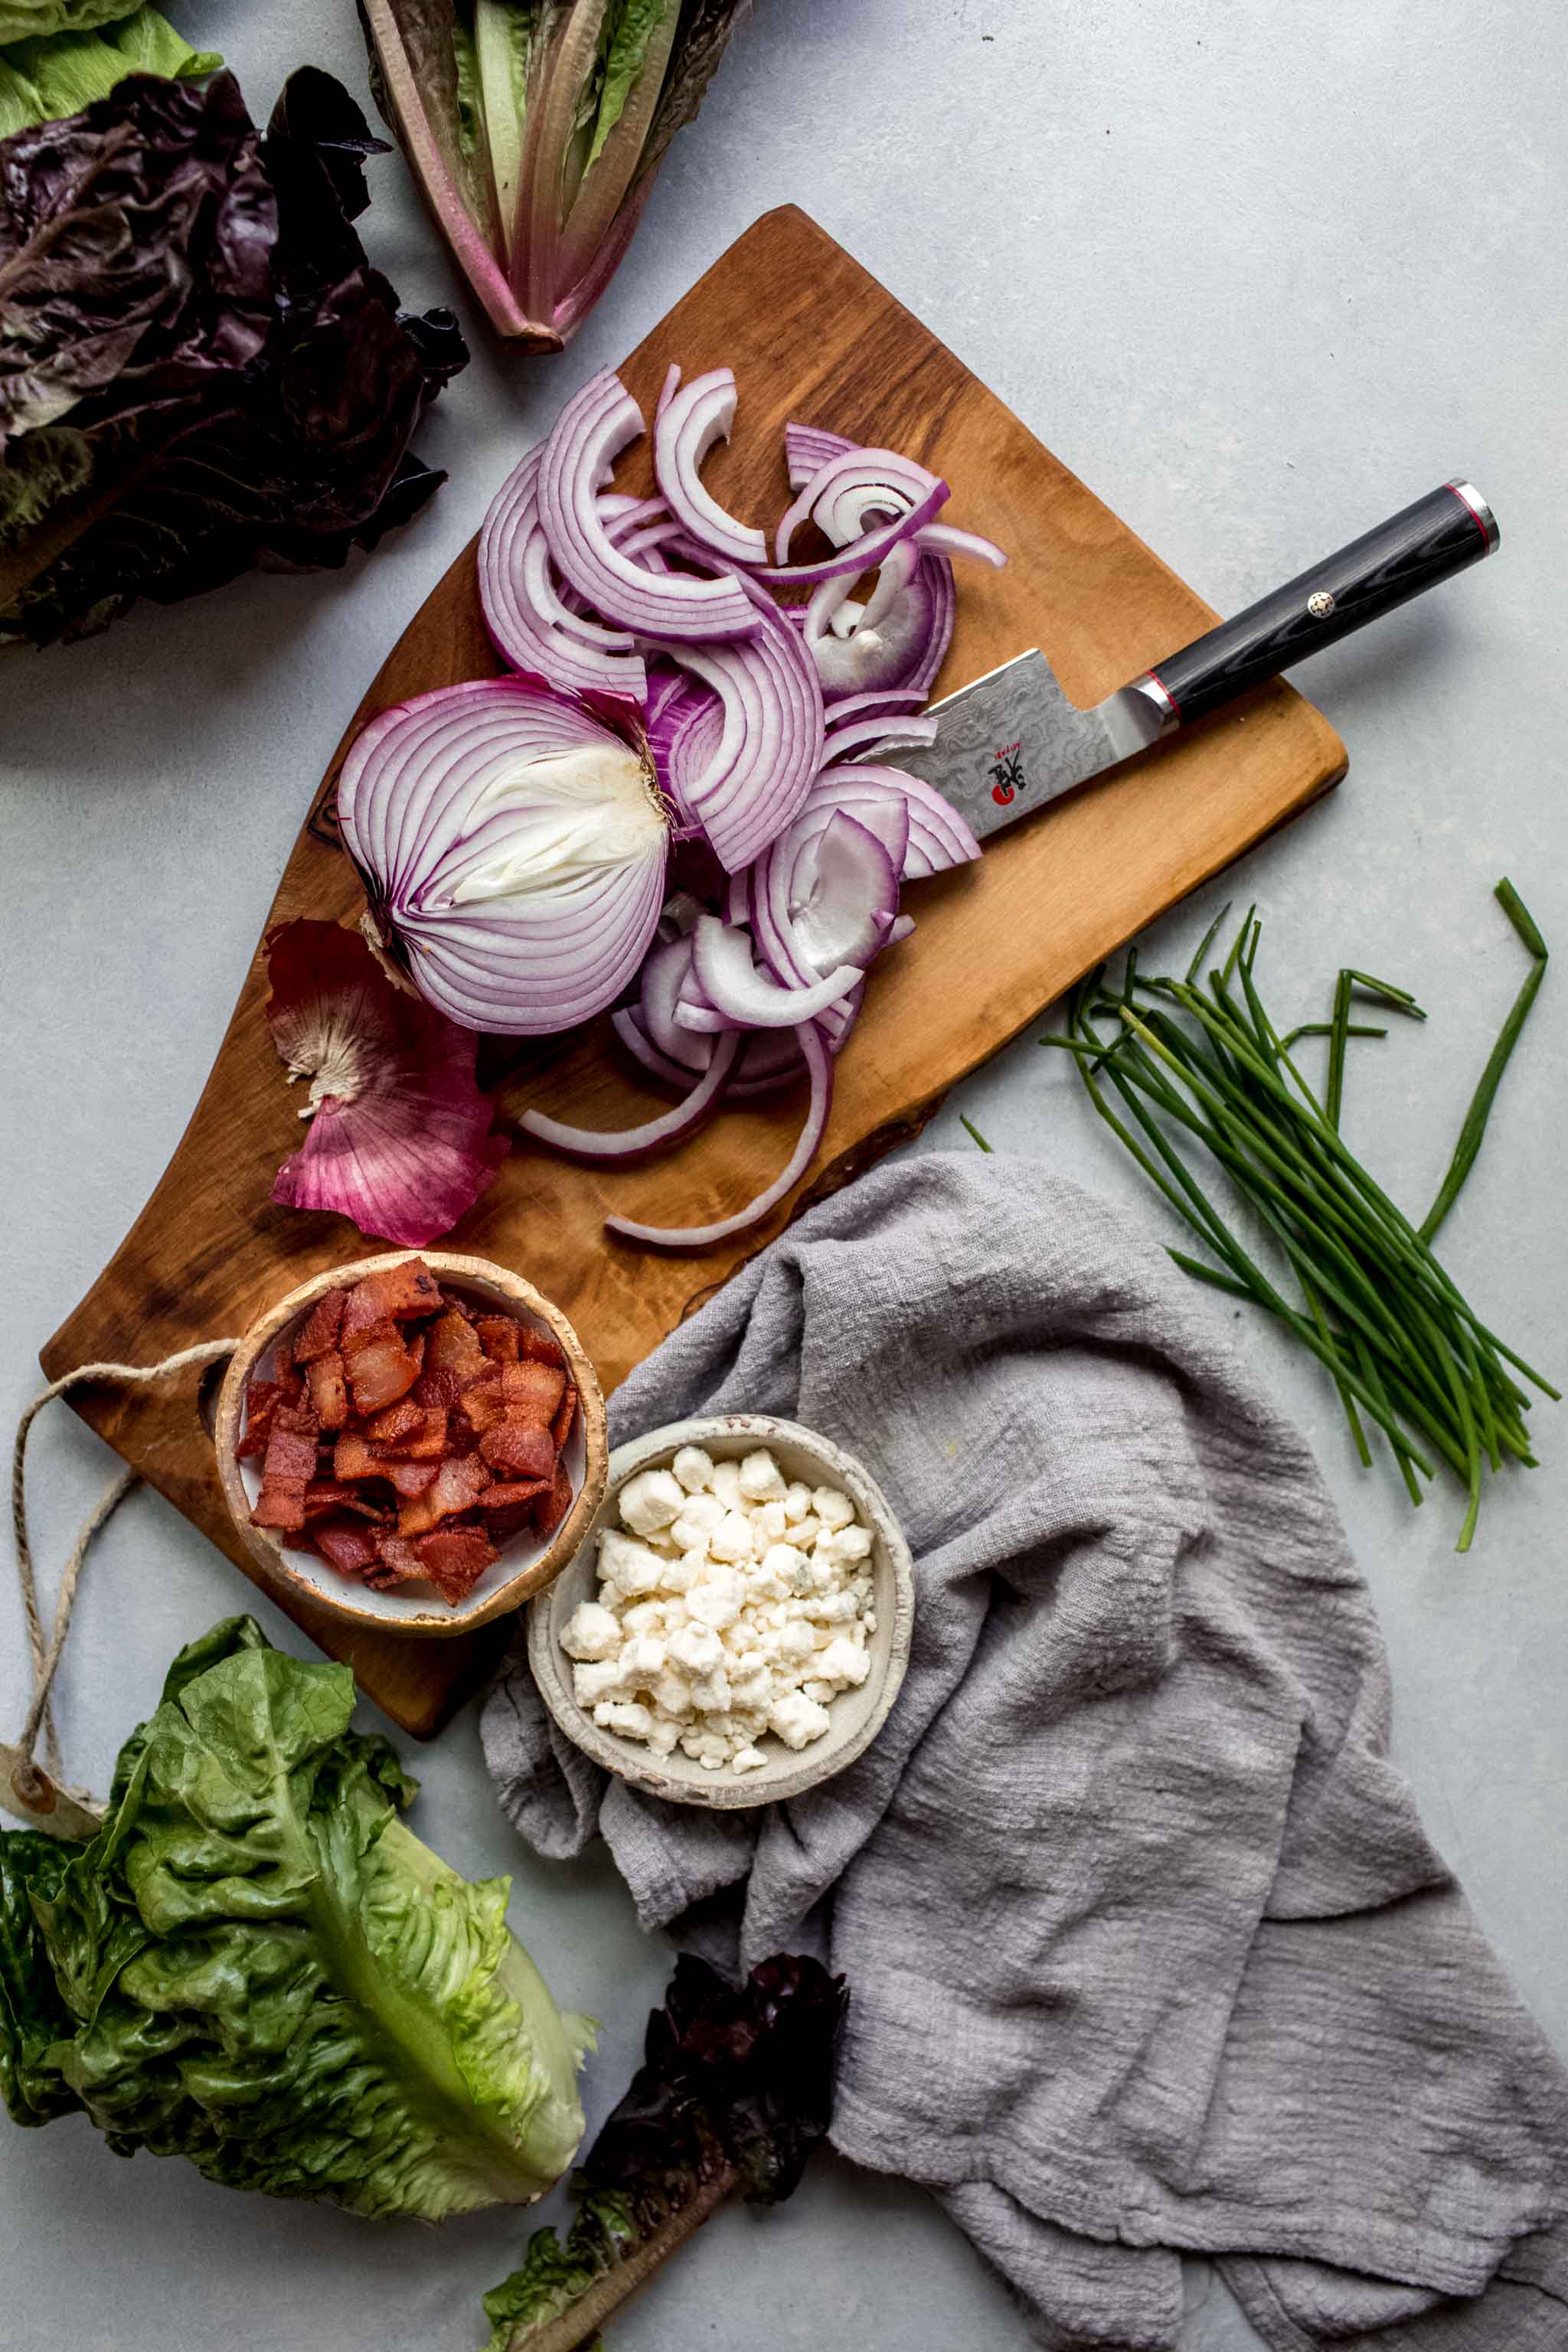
[1132,482,1499,729]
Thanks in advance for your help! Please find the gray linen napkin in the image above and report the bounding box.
[482,1155,1568,2351]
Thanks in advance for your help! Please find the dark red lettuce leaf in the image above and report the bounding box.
[482,1954,848,2352]
[0,64,466,647]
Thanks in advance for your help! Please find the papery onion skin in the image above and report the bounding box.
[266,919,508,1247]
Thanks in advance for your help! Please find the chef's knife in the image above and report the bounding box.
[890,481,1498,840]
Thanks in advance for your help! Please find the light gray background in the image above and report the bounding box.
[2,3,1563,2347]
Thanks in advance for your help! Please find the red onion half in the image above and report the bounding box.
[338,678,669,1037]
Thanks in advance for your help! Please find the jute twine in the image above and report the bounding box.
[7,1343,240,1823]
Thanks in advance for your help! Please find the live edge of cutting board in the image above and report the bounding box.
[43,204,1345,1739]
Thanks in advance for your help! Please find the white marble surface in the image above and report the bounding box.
[2,3,1563,2347]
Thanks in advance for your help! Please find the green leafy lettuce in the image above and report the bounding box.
[484,1952,846,2352]
[0,6,218,139]
[0,1617,591,2220]
[358,0,752,347]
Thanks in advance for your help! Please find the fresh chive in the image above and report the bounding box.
[1419,879,1549,1243]
[1040,895,1554,1544]
[959,1113,993,1153]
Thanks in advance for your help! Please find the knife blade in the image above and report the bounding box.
[889,480,1499,842]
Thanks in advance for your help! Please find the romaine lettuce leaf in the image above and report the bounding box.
[0,7,219,141]
[0,1618,590,2220]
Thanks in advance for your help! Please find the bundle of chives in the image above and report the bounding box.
[1040,884,1554,1550]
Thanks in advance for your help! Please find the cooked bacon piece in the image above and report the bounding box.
[397,1451,490,1537]
[236,1377,280,1462]
[332,1430,378,1481]
[367,1530,426,1588]
[313,1517,381,1577]
[459,1373,508,1435]
[475,1315,521,1364]
[305,1349,348,1430]
[397,1410,450,1461]
[426,1307,488,1383]
[347,1334,420,1416]
[304,1480,390,1522]
[263,1403,319,1488]
[292,1288,346,1366]
[412,1364,465,1412]
[498,1361,564,1426]
[339,1259,443,1349]
[238,1273,577,1606]
[366,1398,423,1445]
[534,1458,573,1538]
[387,1460,439,1498]
[482,1478,550,1508]
[252,1481,308,1531]
[479,1423,555,1482]
[414,1524,498,1602]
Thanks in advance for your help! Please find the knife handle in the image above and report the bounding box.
[1130,482,1499,730]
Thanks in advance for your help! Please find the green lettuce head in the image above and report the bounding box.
[0,1616,591,2220]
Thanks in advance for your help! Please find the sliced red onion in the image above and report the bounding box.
[777,444,942,563]
[784,421,853,492]
[639,933,706,1067]
[821,761,982,878]
[518,1031,740,1164]
[602,494,668,542]
[684,915,857,1030]
[536,370,759,642]
[800,547,955,698]
[606,1021,833,1250]
[752,479,949,587]
[657,599,825,873]
[824,713,939,763]
[655,361,681,420]
[338,678,668,1037]
[787,812,902,974]
[654,366,769,570]
[917,521,1008,568]
[825,688,931,730]
[479,450,647,701]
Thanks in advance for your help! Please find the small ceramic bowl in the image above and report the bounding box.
[214,1250,607,1637]
[528,1412,914,1809]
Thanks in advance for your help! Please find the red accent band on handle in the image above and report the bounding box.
[1444,481,1497,549]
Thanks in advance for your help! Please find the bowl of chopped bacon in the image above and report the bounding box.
[214,1252,607,1634]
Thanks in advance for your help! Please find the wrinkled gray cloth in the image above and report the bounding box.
[482,1155,1568,2352]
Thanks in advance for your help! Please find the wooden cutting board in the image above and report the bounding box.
[44,205,1345,1737]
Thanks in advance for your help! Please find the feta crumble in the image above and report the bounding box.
[572,1445,877,1777]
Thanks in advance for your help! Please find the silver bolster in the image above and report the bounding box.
[1446,481,1501,554]
[1125,671,1182,737]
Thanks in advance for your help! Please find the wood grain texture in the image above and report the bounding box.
[43,206,1345,1737]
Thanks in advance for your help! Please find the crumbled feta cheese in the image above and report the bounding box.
[752,1500,789,1545]
[619,1467,686,1535]
[671,1445,715,1493]
[707,1508,756,1564]
[561,1600,620,1661]
[738,1449,788,1503]
[682,1563,739,1627]
[573,1660,623,1706]
[710,1459,744,1509]
[667,1621,724,1676]
[598,1530,666,1596]
[817,1636,871,1687]
[576,1444,877,1773]
[812,1486,854,1530]
[768,1691,832,1750]
[594,1700,654,1740]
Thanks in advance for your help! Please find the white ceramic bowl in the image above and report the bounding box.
[214,1251,607,1636]
[528,1412,914,1809]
